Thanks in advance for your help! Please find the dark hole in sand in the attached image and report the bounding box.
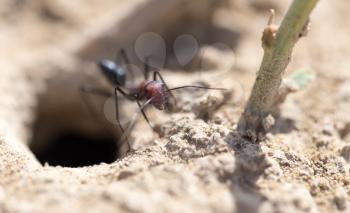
[30,132,118,167]
[28,71,122,168]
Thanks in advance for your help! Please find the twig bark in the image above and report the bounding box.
[238,0,319,139]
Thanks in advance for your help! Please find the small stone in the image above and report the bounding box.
[118,171,135,180]
[319,178,330,190]
[179,147,197,159]
[264,157,283,180]
[335,159,346,173]
[321,122,336,136]
[80,179,87,184]
[294,197,310,211]
[334,188,348,210]
[101,191,113,201]
[210,132,221,143]
[165,142,181,152]
[299,169,310,177]
[310,180,319,196]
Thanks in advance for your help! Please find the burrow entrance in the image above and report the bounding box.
[29,71,123,168]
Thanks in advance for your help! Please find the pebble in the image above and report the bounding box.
[334,188,348,210]
[118,171,135,180]
[318,178,330,190]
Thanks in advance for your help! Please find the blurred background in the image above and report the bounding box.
[1,0,350,212]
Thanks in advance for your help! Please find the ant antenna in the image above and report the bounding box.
[169,85,228,91]
[119,49,135,83]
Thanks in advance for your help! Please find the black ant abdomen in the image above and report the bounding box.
[98,59,126,86]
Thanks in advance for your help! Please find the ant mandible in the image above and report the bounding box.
[81,49,226,152]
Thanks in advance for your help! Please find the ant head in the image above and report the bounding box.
[98,60,126,86]
[142,81,170,110]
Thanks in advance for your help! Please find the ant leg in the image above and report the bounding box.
[119,49,130,64]
[116,86,135,101]
[119,49,135,83]
[144,57,150,80]
[80,85,134,153]
[114,87,131,152]
[80,85,112,122]
[80,85,112,96]
[118,98,153,145]
[136,99,155,130]
[153,71,177,108]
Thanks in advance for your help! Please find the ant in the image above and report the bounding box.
[81,49,226,153]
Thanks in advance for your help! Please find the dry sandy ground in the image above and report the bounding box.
[1,0,350,212]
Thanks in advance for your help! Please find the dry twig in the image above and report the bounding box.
[238,0,319,139]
